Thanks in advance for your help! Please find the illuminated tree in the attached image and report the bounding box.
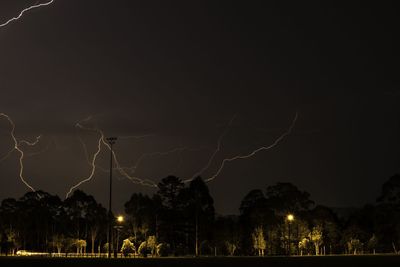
[296,219,311,255]
[147,235,157,257]
[74,239,87,255]
[156,243,170,256]
[121,238,135,257]
[310,205,341,254]
[239,189,273,255]
[252,226,266,256]
[124,193,158,241]
[51,234,65,255]
[4,228,21,255]
[309,225,323,255]
[347,238,363,255]
[138,240,148,257]
[225,241,238,256]
[298,237,311,256]
[367,234,378,254]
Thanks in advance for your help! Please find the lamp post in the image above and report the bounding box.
[114,215,124,258]
[106,137,117,258]
[287,214,294,256]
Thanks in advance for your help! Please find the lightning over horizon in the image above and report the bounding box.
[186,115,237,182]
[65,132,103,199]
[203,112,298,182]
[0,0,394,218]
[66,119,159,199]
[0,0,55,28]
[0,113,41,192]
[1,111,299,200]
[0,0,302,206]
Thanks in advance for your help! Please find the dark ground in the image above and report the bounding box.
[1,255,400,267]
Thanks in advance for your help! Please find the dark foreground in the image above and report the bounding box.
[1,255,400,267]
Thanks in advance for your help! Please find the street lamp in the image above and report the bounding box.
[106,137,117,258]
[287,214,294,256]
[117,215,124,223]
[114,215,124,258]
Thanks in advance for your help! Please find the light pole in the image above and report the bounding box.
[107,137,117,258]
[287,214,294,256]
[114,215,124,258]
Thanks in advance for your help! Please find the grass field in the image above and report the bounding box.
[1,255,400,267]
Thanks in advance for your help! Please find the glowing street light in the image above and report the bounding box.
[117,215,124,223]
[114,215,124,258]
[287,214,294,256]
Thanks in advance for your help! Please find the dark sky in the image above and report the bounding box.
[0,0,399,214]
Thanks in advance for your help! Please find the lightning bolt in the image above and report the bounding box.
[65,132,103,199]
[0,0,55,28]
[18,135,42,146]
[0,113,41,191]
[1,133,42,162]
[66,119,159,198]
[100,136,158,188]
[186,115,236,182]
[67,112,297,196]
[203,112,298,182]
[0,1,56,194]
[75,117,155,174]
[76,123,109,173]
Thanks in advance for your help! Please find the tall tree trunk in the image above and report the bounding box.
[98,241,102,257]
[195,212,199,257]
[392,242,397,254]
[91,236,95,255]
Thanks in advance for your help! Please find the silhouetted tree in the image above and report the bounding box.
[214,215,240,256]
[377,174,400,204]
[374,174,400,253]
[63,190,104,253]
[239,189,274,255]
[18,191,62,251]
[5,173,400,256]
[155,176,185,254]
[124,193,157,243]
[0,198,21,254]
[180,177,215,256]
[265,182,314,215]
[309,205,341,254]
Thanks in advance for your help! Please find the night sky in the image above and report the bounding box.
[0,1,399,215]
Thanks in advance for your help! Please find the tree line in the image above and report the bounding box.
[1,174,400,257]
